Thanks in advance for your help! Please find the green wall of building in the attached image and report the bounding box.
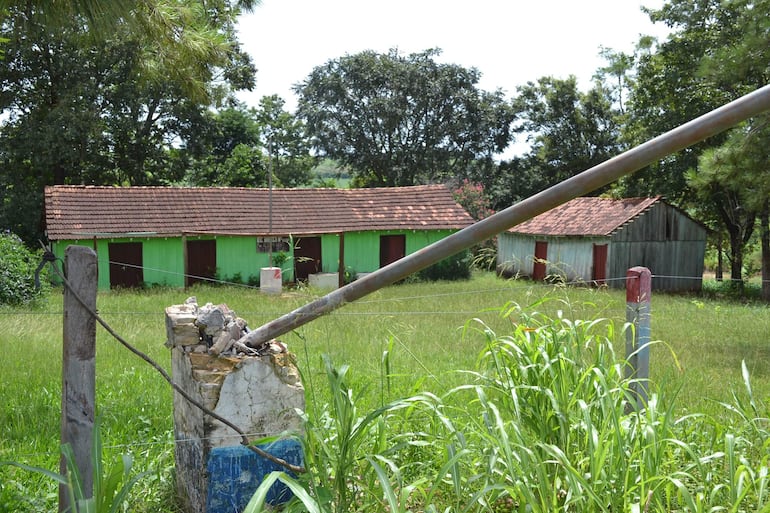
[144,238,184,287]
[215,236,281,283]
[51,228,457,290]
[320,234,340,273]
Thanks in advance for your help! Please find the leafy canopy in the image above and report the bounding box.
[0,0,257,245]
[490,76,621,208]
[295,48,515,187]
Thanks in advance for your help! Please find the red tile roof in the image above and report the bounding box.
[44,185,474,240]
[509,196,662,236]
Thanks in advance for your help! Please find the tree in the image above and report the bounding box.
[183,105,265,186]
[627,0,770,290]
[690,134,757,288]
[594,45,638,117]
[0,1,256,245]
[622,0,742,204]
[698,0,770,297]
[0,1,259,101]
[294,48,515,187]
[0,0,138,37]
[505,76,621,199]
[181,97,315,188]
[256,95,315,188]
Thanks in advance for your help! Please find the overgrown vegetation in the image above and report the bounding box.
[0,232,49,305]
[248,302,770,512]
[1,275,769,511]
[2,419,149,513]
[414,250,472,282]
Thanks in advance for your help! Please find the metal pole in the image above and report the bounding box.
[625,267,651,412]
[236,83,770,349]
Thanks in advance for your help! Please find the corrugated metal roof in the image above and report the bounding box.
[508,196,662,236]
[44,185,475,240]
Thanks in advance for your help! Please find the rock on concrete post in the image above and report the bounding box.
[625,266,651,412]
[165,298,305,513]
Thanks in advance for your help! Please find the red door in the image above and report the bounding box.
[592,244,608,285]
[294,236,322,282]
[380,235,406,267]
[533,241,547,281]
[186,239,216,286]
[108,242,144,289]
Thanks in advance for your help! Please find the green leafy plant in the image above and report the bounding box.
[0,231,49,305]
[343,266,358,285]
[1,422,148,513]
[272,252,289,269]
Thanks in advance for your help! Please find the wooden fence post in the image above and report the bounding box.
[625,266,651,412]
[60,245,98,512]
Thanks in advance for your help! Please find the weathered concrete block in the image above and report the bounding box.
[260,267,282,295]
[309,272,339,290]
[167,299,304,513]
[165,306,200,347]
[196,303,229,336]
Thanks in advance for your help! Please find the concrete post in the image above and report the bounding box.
[165,298,305,513]
[625,266,651,412]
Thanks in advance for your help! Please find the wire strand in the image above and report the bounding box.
[46,254,305,474]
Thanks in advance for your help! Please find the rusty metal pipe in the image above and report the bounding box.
[237,83,770,348]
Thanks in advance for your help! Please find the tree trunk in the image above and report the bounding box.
[716,231,723,281]
[716,192,755,291]
[761,202,770,301]
[727,225,744,290]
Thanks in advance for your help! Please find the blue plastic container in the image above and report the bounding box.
[205,439,304,512]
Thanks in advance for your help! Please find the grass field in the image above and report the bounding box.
[1,272,769,511]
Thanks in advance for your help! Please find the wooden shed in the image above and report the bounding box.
[44,185,474,290]
[496,196,707,291]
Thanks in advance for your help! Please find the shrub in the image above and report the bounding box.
[0,231,49,305]
[343,266,358,284]
[417,250,471,281]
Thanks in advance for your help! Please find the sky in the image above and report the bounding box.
[235,0,671,113]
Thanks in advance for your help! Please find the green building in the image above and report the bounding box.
[44,185,474,290]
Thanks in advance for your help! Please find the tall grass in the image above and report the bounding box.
[1,273,769,511]
[249,299,770,512]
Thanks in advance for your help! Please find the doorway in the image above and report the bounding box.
[533,241,548,281]
[108,242,144,289]
[592,244,608,285]
[294,236,322,282]
[186,239,217,287]
[380,235,406,268]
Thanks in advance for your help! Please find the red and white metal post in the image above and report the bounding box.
[625,266,651,411]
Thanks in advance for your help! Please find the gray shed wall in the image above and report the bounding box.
[498,202,707,292]
[497,234,609,284]
[609,203,706,291]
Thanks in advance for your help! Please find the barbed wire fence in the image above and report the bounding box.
[50,248,306,479]
[0,253,759,464]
